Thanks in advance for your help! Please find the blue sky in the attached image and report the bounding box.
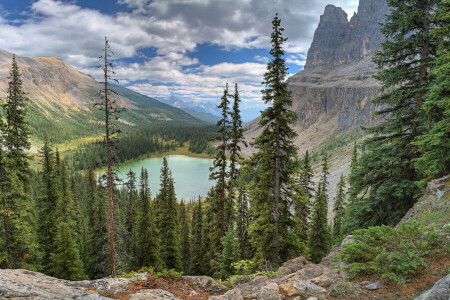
[0,0,358,109]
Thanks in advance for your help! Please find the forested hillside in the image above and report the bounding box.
[0,0,448,299]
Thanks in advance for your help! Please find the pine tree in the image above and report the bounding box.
[124,169,137,267]
[159,157,181,270]
[0,54,36,269]
[209,84,231,236]
[212,228,239,280]
[307,185,331,263]
[236,183,250,260]
[332,174,346,244]
[249,14,299,266]
[320,153,329,193]
[191,198,206,275]
[180,200,191,274]
[299,150,314,199]
[227,84,247,228]
[36,140,61,274]
[50,222,87,281]
[348,0,441,228]
[133,168,160,269]
[95,37,122,277]
[413,0,450,180]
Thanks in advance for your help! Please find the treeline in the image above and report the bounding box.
[1,0,448,283]
[65,125,216,170]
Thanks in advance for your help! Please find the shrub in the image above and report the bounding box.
[339,221,444,285]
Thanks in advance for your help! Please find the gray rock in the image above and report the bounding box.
[0,269,113,299]
[307,298,319,300]
[293,280,327,300]
[131,272,148,282]
[69,277,131,293]
[277,256,311,276]
[258,282,281,300]
[365,281,382,290]
[415,274,450,300]
[341,235,355,246]
[208,288,243,300]
[182,275,227,292]
[129,289,181,300]
[234,275,272,298]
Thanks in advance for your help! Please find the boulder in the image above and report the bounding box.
[258,282,281,300]
[276,256,311,276]
[71,277,131,293]
[365,281,382,290]
[129,289,181,300]
[293,280,327,300]
[208,288,243,300]
[415,274,450,300]
[182,275,227,292]
[0,269,112,299]
[234,275,272,298]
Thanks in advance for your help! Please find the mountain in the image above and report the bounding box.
[0,49,204,144]
[156,95,220,122]
[243,0,389,201]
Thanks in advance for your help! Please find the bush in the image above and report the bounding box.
[339,221,444,285]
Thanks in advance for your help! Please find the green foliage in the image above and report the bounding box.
[339,221,444,285]
[413,0,450,181]
[191,198,208,275]
[332,174,346,244]
[212,228,239,280]
[249,14,300,266]
[50,222,87,281]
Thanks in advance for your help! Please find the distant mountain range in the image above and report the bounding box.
[155,95,262,124]
[0,49,206,144]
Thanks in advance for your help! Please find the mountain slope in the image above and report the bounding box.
[243,0,389,201]
[0,49,204,144]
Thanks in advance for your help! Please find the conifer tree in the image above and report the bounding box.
[37,140,61,274]
[348,0,441,228]
[413,0,450,180]
[236,183,250,260]
[299,150,314,199]
[307,185,331,263]
[51,222,87,280]
[95,37,122,276]
[180,200,191,274]
[0,55,36,269]
[133,168,159,269]
[227,84,247,227]
[320,153,329,193]
[332,174,346,244]
[210,84,231,235]
[249,14,299,266]
[124,169,137,266]
[191,198,206,275]
[212,228,239,280]
[159,158,181,270]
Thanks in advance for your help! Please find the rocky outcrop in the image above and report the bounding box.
[129,289,181,300]
[414,274,450,300]
[288,0,390,132]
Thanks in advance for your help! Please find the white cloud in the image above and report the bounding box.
[0,0,359,104]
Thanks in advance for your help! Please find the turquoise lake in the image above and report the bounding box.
[115,155,214,200]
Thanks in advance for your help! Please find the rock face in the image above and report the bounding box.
[414,274,450,300]
[288,0,390,132]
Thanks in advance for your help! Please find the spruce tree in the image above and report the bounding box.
[50,222,87,281]
[133,168,160,269]
[209,84,231,236]
[37,140,61,274]
[236,183,250,260]
[227,83,247,228]
[249,14,299,266]
[180,200,191,274]
[332,174,346,244]
[159,158,181,270]
[95,37,122,276]
[348,0,441,228]
[212,228,239,280]
[0,54,36,269]
[307,185,331,263]
[124,169,137,267]
[413,0,450,180]
[299,150,314,199]
[191,198,206,275]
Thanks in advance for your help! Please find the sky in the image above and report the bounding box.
[0,0,359,109]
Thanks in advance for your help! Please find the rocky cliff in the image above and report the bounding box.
[289,0,390,132]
